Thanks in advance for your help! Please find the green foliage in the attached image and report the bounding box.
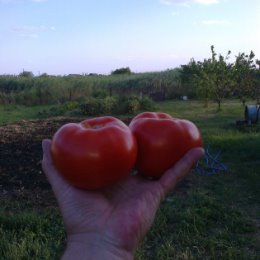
[139,96,155,111]
[0,70,182,106]
[18,71,34,78]
[127,96,141,114]
[234,51,258,104]
[180,46,260,109]
[102,96,117,114]
[79,97,103,116]
[1,46,259,109]
[92,88,108,99]
[182,46,235,109]
[111,67,132,75]
[79,96,155,116]
[38,101,80,118]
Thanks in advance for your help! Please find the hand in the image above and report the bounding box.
[42,139,204,260]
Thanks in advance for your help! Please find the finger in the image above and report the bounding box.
[42,139,71,194]
[159,147,205,195]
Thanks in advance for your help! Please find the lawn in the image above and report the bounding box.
[0,100,259,259]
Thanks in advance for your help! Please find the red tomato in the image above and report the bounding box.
[51,116,137,190]
[129,112,203,178]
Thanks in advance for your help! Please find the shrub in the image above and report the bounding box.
[80,98,102,116]
[127,96,140,114]
[139,96,155,111]
[102,96,117,114]
[113,95,155,115]
[38,101,80,118]
[37,95,155,118]
[62,101,79,111]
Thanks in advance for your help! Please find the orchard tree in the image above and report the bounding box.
[195,59,215,108]
[181,46,234,109]
[180,59,207,102]
[233,51,256,105]
[254,59,260,104]
[181,57,214,107]
[180,58,199,90]
[210,46,234,110]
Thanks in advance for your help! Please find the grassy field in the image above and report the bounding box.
[0,100,259,259]
[0,104,53,125]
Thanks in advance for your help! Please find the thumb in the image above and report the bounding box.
[159,147,205,195]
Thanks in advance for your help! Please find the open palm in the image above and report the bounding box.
[42,139,204,258]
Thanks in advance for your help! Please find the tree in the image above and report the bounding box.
[180,58,198,88]
[181,46,234,109]
[195,59,215,107]
[39,73,49,78]
[111,67,132,75]
[254,59,260,104]
[181,55,216,107]
[19,70,34,78]
[180,58,205,100]
[210,46,234,110]
[233,51,256,105]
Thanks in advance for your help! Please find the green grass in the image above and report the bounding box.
[0,104,53,125]
[0,209,65,259]
[0,99,259,259]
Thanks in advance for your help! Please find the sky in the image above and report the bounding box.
[0,0,259,75]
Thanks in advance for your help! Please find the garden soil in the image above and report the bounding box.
[0,117,192,209]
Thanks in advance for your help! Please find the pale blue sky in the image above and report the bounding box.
[0,0,259,75]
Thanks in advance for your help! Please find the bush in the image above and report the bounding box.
[62,101,79,111]
[80,98,103,116]
[38,101,80,118]
[139,96,155,111]
[37,95,155,118]
[113,96,155,115]
[127,96,140,114]
[102,96,117,114]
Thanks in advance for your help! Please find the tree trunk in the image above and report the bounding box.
[69,89,72,101]
[242,98,246,107]
[217,99,221,111]
[204,98,209,108]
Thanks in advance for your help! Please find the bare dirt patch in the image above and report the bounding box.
[0,118,82,208]
[0,117,191,209]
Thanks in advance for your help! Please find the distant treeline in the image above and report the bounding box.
[1,46,260,108]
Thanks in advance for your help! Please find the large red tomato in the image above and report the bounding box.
[51,116,137,190]
[129,112,203,178]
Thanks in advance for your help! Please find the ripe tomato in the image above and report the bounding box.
[129,112,203,178]
[51,116,137,190]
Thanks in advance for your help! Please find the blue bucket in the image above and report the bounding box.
[245,105,260,124]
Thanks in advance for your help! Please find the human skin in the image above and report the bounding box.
[42,139,204,260]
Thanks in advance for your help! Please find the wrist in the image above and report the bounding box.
[62,234,134,260]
